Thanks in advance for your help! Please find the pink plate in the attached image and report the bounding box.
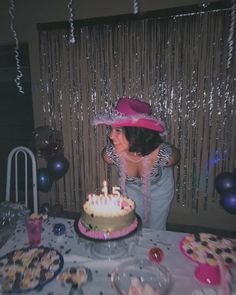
[179,233,236,286]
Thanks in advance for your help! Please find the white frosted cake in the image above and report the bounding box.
[77,182,138,239]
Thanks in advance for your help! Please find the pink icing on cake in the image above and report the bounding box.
[78,217,138,240]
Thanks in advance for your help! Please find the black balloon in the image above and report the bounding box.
[47,154,69,180]
[220,188,236,215]
[37,168,53,192]
[215,172,235,194]
[33,125,63,160]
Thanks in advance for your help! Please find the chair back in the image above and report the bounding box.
[5,146,38,213]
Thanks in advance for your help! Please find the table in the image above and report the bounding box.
[0,216,235,295]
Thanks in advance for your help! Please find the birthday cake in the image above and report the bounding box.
[180,233,236,267]
[77,182,138,240]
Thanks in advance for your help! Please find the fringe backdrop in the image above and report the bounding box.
[38,8,236,216]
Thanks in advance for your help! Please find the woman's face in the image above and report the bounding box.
[108,127,129,153]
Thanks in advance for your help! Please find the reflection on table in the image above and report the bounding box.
[0,216,235,295]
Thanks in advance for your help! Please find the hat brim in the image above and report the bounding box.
[92,115,166,134]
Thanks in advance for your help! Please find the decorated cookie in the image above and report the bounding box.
[57,266,88,287]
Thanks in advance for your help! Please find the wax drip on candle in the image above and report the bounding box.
[102,181,108,197]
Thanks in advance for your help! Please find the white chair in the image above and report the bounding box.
[5,146,38,214]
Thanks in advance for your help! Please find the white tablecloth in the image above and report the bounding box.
[0,216,235,295]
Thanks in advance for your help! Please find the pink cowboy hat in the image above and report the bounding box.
[92,97,166,133]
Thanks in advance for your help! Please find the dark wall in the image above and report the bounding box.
[0,44,34,201]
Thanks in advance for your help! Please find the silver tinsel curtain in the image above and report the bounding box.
[38,8,236,215]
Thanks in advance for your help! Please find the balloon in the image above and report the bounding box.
[220,188,236,215]
[47,154,69,180]
[214,172,235,194]
[37,168,53,192]
[33,126,63,160]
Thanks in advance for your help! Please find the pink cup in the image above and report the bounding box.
[194,263,221,285]
[26,218,43,246]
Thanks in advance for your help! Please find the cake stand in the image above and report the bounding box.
[74,214,142,260]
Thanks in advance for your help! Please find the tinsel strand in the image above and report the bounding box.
[227,0,236,69]
[67,0,76,43]
[38,8,236,218]
[9,0,24,94]
[133,0,139,14]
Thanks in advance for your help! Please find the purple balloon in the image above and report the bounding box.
[47,154,69,180]
[215,172,236,194]
[220,188,236,215]
[37,168,53,192]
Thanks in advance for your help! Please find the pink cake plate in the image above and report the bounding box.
[179,234,236,286]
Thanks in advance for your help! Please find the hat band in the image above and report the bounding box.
[92,112,166,134]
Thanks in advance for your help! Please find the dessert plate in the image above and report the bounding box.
[179,233,236,285]
[0,246,64,293]
[180,233,236,267]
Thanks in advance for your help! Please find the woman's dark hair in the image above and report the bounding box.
[123,126,163,156]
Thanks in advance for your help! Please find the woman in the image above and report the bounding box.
[92,97,180,229]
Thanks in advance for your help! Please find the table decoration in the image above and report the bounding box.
[53,223,66,235]
[0,201,31,218]
[148,247,164,264]
[0,246,64,293]
[0,205,17,249]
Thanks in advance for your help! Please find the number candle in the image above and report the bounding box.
[112,186,121,197]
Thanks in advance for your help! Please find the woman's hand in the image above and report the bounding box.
[102,147,113,164]
[167,146,180,166]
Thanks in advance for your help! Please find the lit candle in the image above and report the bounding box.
[88,194,92,202]
[112,186,121,197]
[102,180,108,197]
